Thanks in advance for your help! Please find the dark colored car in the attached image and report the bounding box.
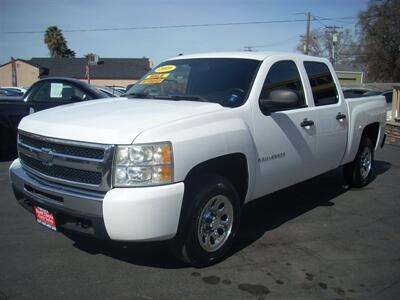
[364,90,393,103]
[93,86,124,97]
[364,90,393,120]
[0,77,109,158]
[3,87,25,96]
[342,88,374,99]
[0,88,23,97]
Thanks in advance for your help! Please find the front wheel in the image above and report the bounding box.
[171,175,241,267]
[344,137,374,187]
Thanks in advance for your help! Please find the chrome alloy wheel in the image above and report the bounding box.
[197,195,234,252]
[360,147,372,179]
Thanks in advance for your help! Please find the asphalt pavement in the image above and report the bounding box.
[0,145,399,300]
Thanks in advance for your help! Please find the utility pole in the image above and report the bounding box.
[325,25,343,65]
[305,12,311,55]
[296,12,311,55]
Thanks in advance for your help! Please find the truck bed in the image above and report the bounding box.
[342,95,387,165]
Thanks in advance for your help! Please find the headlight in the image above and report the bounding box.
[113,142,173,187]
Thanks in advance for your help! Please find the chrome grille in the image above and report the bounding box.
[19,153,102,185]
[17,131,114,191]
[19,134,105,159]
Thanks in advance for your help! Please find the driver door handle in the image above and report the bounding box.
[300,119,315,127]
[336,112,346,121]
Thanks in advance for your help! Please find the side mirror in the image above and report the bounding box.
[259,89,300,113]
[70,95,83,102]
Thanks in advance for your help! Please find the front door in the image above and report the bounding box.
[251,59,320,199]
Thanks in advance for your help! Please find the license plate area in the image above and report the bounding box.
[34,205,57,231]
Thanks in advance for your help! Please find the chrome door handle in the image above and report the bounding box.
[336,112,346,121]
[300,119,315,127]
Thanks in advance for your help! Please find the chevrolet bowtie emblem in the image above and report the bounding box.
[37,148,54,166]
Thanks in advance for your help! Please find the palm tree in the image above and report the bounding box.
[44,26,75,58]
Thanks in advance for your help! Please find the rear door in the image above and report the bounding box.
[303,61,348,173]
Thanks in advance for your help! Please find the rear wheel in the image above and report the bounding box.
[171,175,241,267]
[344,137,374,187]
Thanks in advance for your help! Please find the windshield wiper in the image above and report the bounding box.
[124,92,154,99]
[152,95,207,102]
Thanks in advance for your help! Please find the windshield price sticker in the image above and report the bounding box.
[155,65,176,73]
[140,78,165,84]
[145,73,170,79]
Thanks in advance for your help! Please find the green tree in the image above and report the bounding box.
[358,0,400,82]
[44,26,75,58]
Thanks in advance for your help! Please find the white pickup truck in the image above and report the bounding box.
[9,52,386,267]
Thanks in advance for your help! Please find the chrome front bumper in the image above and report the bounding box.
[10,158,186,241]
[9,159,109,238]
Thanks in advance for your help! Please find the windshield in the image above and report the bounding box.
[125,58,261,107]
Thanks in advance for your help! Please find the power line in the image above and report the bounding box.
[243,35,299,51]
[314,15,357,25]
[0,16,359,35]
[313,16,328,27]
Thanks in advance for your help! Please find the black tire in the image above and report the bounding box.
[170,174,241,267]
[344,137,374,187]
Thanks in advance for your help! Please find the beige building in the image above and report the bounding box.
[334,64,364,86]
[0,57,152,88]
[0,60,39,87]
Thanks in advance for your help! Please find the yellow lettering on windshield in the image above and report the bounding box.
[140,78,165,84]
[145,73,170,79]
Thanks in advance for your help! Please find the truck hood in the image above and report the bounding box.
[18,97,225,144]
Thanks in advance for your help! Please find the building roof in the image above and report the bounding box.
[19,57,151,80]
[334,64,363,73]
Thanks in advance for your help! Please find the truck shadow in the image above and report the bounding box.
[65,160,391,269]
[64,231,186,268]
[233,159,391,255]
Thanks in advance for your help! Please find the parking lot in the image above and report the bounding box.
[0,145,399,300]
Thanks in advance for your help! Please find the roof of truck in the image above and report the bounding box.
[168,51,318,61]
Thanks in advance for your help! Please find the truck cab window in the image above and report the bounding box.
[260,60,306,110]
[304,62,338,106]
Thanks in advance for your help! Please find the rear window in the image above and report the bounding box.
[304,62,338,106]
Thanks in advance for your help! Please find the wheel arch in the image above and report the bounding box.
[174,153,249,242]
[362,122,380,149]
[184,153,249,204]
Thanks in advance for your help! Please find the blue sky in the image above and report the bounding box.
[0,0,369,65]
